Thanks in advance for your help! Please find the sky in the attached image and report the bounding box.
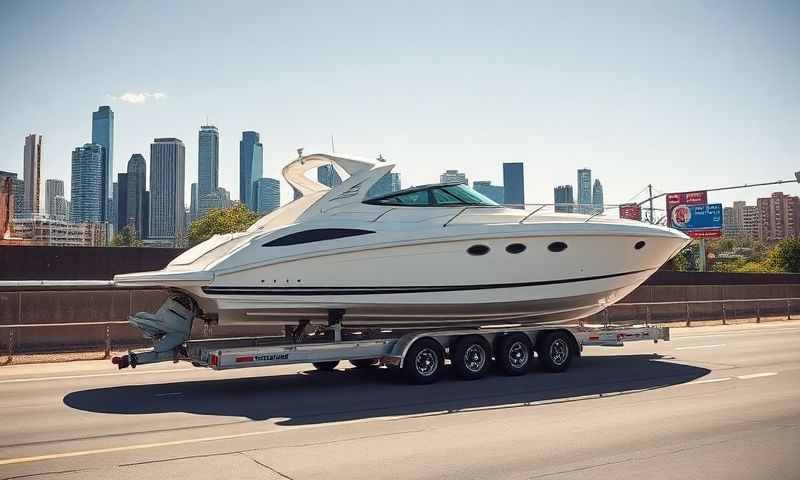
[1,0,798,211]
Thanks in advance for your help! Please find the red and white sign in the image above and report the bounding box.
[618,203,642,221]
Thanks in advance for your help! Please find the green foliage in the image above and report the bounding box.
[111,225,144,247]
[768,238,800,273]
[188,203,260,246]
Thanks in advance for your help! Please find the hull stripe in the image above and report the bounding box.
[202,268,652,296]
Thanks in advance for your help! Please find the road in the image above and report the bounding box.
[1,321,799,480]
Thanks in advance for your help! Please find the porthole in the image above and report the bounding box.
[506,243,526,254]
[467,244,490,256]
[635,241,646,250]
[547,241,568,253]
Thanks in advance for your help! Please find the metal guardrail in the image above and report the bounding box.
[598,297,800,328]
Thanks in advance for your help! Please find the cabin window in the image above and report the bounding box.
[506,243,526,254]
[263,229,375,247]
[547,241,568,253]
[467,244,490,256]
[635,241,646,250]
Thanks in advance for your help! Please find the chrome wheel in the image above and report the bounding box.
[507,341,529,368]
[463,344,487,373]
[549,338,569,366]
[415,348,438,377]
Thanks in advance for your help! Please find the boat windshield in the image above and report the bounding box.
[365,184,500,207]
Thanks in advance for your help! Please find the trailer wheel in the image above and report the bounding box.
[537,331,573,372]
[497,333,532,376]
[452,335,492,380]
[312,361,340,371]
[403,338,445,385]
[350,358,379,368]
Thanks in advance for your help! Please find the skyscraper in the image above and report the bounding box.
[253,178,280,215]
[190,183,198,220]
[149,138,185,244]
[198,187,232,217]
[368,172,402,198]
[198,125,219,196]
[553,185,574,213]
[239,131,263,210]
[503,162,525,208]
[472,180,504,204]
[592,179,604,214]
[116,173,128,231]
[757,192,800,242]
[92,106,114,220]
[577,168,592,214]
[23,134,43,214]
[317,165,342,188]
[125,154,147,238]
[440,169,468,185]
[71,143,105,223]
[45,179,64,218]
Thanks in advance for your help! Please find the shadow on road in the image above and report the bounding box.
[64,354,709,426]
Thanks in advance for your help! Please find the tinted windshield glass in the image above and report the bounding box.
[441,185,500,206]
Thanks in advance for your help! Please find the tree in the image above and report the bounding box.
[769,238,800,273]
[188,203,260,245]
[111,225,144,247]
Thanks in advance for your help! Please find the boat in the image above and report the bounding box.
[114,151,690,340]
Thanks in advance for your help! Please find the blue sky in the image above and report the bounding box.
[1,0,798,209]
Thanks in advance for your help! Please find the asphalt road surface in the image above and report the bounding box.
[1,321,799,480]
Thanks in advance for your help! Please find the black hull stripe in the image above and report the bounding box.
[202,268,651,296]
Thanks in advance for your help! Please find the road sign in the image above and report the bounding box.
[619,203,642,221]
[669,202,723,239]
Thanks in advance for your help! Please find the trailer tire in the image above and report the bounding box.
[497,333,532,376]
[350,358,379,368]
[452,335,492,380]
[312,361,340,371]
[403,338,445,385]
[538,331,573,373]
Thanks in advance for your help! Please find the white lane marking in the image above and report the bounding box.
[737,372,778,380]
[0,368,198,384]
[154,392,183,397]
[689,377,732,385]
[675,344,726,351]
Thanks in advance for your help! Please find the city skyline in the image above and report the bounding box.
[2,2,797,208]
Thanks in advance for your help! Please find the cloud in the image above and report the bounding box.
[112,92,168,104]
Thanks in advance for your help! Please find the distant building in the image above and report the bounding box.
[198,125,219,196]
[553,185,574,213]
[742,205,760,240]
[368,172,402,198]
[0,171,25,218]
[318,164,342,188]
[472,181,504,204]
[757,192,800,242]
[12,214,106,247]
[440,169,468,185]
[116,173,129,232]
[149,138,186,245]
[92,106,114,221]
[503,163,524,208]
[239,131,263,211]
[190,182,198,220]
[198,187,233,217]
[592,179,604,214]
[71,143,105,223]
[23,134,43,214]
[125,154,147,239]
[45,179,65,219]
[253,178,280,215]
[577,168,592,214]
